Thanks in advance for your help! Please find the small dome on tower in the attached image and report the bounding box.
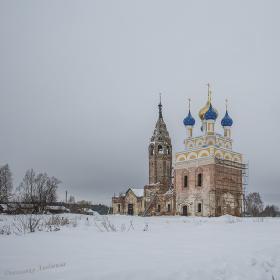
[205,103,218,120]
[221,110,233,127]
[183,111,195,126]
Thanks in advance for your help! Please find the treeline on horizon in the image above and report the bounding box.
[0,164,111,215]
[0,163,278,217]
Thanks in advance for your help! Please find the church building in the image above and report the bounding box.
[112,98,175,216]
[112,86,246,216]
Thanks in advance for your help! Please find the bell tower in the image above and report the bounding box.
[148,96,172,189]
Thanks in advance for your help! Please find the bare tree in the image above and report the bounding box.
[17,169,61,212]
[77,200,92,208]
[0,164,13,202]
[45,176,60,204]
[17,169,36,204]
[261,205,279,217]
[245,192,263,217]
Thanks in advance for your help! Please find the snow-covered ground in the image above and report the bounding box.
[0,214,280,280]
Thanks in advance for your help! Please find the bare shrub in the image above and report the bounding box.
[143,223,149,231]
[45,215,70,231]
[120,224,126,232]
[100,217,117,232]
[12,215,41,234]
[127,220,135,231]
[46,215,69,227]
[1,214,82,235]
[70,216,79,227]
[94,216,117,232]
[0,224,11,235]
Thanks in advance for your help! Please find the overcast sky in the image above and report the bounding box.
[0,0,279,206]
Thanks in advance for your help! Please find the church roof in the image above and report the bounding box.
[130,188,144,197]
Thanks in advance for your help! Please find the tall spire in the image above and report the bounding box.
[149,92,172,189]
[152,92,170,141]
[158,93,163,118]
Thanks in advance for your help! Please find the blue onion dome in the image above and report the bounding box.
[221,110,233,127]
[183,110,195,126]
[205,103,218,120]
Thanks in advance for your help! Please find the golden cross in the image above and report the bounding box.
[207,83,210,92]
[206,83,212,101]
[225,98,228,110]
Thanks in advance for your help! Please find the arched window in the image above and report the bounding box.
[197,203,202,213]
[184,175,188,188]
[197,173,203,187]
[158,145,163,154]
[149,145,154,156]
[166,146,171,155]
[195,167,203,187]
[182,206,188,216]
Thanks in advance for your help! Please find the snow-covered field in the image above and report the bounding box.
[0,214,280,280]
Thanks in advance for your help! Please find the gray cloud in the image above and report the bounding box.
[0,0,279,206]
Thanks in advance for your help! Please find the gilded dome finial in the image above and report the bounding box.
[198,83,218,120]
[207,83,212,102]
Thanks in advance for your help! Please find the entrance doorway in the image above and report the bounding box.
[128,204,134,215]
[182,206,188,216]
